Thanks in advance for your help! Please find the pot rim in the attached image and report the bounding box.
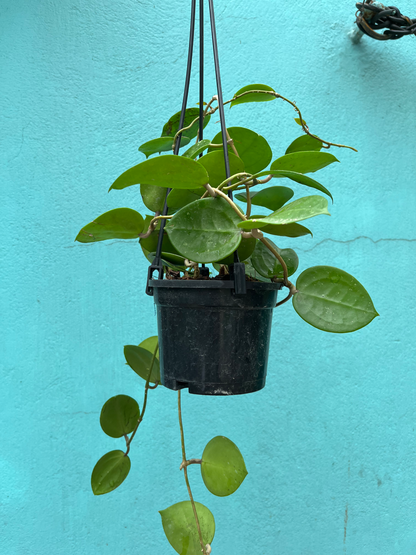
[150,279,283,290]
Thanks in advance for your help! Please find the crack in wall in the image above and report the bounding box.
[297,236,416,253]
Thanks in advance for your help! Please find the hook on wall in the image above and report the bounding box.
[349,0,416,43]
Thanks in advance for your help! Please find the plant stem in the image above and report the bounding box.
[138,215,172,239]
[178,391,207,555]
[245,182,251,219]
[213,189,246,221]
[259,236,288,283]
[124,343,159,456]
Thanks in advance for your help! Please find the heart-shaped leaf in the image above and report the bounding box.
[285,135,323,154]
[124,345,160,384]
[110,156,209,191]
[167,189,202,211]
[209,127,272,174]
[139,136,191,158]
[166,198,242,263]
[91,451,131,495]
[100,395,140,439]
[271,151,339,174]
[239,195,330,229]
[162,108,211,141]
[293,266,378,333]
[160,501,215,555]
[230,84,275,107]
[75,208,144,243]
[140,184,169,212]
[197,150,245,188]
[182,139,212,159]
[251,239,299,278]
[235,186,294,212]
[261,222,313,238]
[201,436,248,497]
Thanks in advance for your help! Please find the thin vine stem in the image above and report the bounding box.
[124,343,159,456]
[178,391,207,555]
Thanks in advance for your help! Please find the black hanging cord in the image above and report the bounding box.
[199,0,204,143]
[146,0,196,295]
[356,1,416,40]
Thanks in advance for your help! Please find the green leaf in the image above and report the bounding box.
[162,108,211,141]
[75,208,144,243]
[217,236,257,265]
[166,197,242,263]
[138,336,159,358]
[197,150,245,188]
[286,135,323,154]
[160,501,215,555]
[243,258,271,282]
[110,156,209,191]
[235,186,294,212]
[294,117,307,127]
[230,84,275,107]
[264,170,332,200]
[201,436,248,497]
[140,184,168,212]
[139,216,179,254]
[270,151,339,175]
[167,189,202,211]
[251,239,299,278]
[124,345,160,384]
[100,395,140,439]
[261,222,313,238]
[91,450,131,495]
[239,195,330,229]
[293,266,379,333]
[139,136,190,158]
[209,127,272,174]
[182,139,211,159]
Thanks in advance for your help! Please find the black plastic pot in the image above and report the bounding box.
[152,280,282,395]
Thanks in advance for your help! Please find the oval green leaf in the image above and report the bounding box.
[141,184,168,212]
[251,239,299,278]
[160,501,215,555]
[201,436,248,497]
[139,136,190,158]
[293,266,379,333]
[162,108,211,141]
[217,236,257,265]
[110,156,209,191]
[285,135,323,154]
[236,186,294,212]
[138,336,159,358]
[100,395,140,439]
[197,150,245,188]
[91,450,131,495]
[230,84,275,107]
[209,127,272,174]
[124,345,160,384]
[239,195,330,228]
[182,139,211,159]
[75,208,144,243]
[167,189,202,211]
[261,222,313,238]
[270,151,339,175]
[165,197,242,263]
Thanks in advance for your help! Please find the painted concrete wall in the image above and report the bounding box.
[2,1,416,553]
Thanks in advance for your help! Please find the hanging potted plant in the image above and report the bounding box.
[75,0,378,553]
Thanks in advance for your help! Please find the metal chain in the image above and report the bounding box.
[356,1,416,40]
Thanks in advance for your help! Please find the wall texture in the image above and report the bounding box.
[1,1,416,554]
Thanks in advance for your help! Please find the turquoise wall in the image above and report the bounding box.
[2,1,416,553]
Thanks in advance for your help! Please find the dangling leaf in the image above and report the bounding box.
[235,186,294,212]
[209,127,272,174]
[75,208,144,243]
[251,239,299,278]
[293,266,379,333]
[182,139,212,159]
[239,195,330,229]
[100,395,140,439]
[197,150,245,188]
[285,135,323,154]
[138,336,159,358]
[160,501,215,555]
[162,108,211,141]
[167,189,202,210]
[166,197,242,263]
[201,436,248,497]
[270,151,339,175]
[124,345,160,384]
[139,136,191,158]
[91,451,131,495]
[140,184,169,212]
[230,84,275,107]
[261,222,313,238]
[110,156,209,191]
